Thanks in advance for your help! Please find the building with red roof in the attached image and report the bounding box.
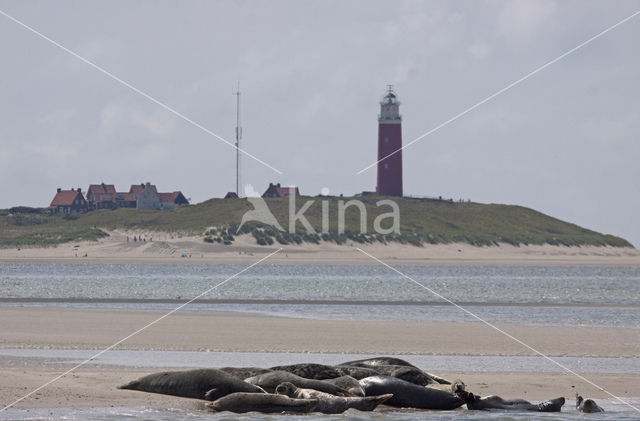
[262,182,300,198]
[49,188,88,214]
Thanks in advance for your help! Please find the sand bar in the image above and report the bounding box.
[0,306,638,409]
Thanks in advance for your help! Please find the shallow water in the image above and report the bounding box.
[1,349,639,374]
[2,403,640,421]
[1,263,639,328]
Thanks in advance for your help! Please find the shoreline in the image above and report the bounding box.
[0,231,639,266]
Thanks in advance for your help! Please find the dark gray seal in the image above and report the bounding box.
[339,357,417,368]
[118,368,265,400]
[269,363,341,380]
[359,375,464,410]
[275,382,392,414]
[218,366,272,379]
[333,365,380,380]
[244,371,350,396]
[338,358,451,384]
[322,375,365,397]
[206,392,317,413]
[455,386,564,412]
[576,393,604,413]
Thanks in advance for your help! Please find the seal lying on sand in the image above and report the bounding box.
[244,371,350,396]
[339,357,418,368]
[275,382,392,414]
[333,365,380,380]
[454,384,564,412]
[118,368,265,400]
[576,394,604,413]
[206,392,317,413]
[359,375,464,410]
[338,358,451,385]
[270,363,341,380]
[322,375,365,397]
[219,367,272,379]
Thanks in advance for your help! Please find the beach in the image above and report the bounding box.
[1,230,639,266]
[0,306,638,411]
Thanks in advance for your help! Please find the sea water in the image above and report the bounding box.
[0,263,639,420]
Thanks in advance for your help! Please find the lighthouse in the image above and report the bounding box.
[376,86,403,196]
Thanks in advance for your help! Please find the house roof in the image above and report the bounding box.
[263,183,299,197]
[224,192,239,199]
[87,184,116,197]
[49,190,84,207]
[129,184,158,199]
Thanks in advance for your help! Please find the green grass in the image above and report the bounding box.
[0,196,633,248]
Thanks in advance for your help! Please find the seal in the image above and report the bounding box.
[275,382,392,414]
[454,385,564,412]
[576,393,604,413]
[359,375,464,410]
[244,371,350,396]
[206,392,318,414]
[269,363,341,380]
[322,375,365,397]
[338,358,451,385]
[118,368,265,401]
[218,367,272,379]
[333,365,380,380]
[339,357,417,368]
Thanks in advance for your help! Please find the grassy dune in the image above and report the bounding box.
[0,197,632,248]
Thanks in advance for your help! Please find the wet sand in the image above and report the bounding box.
[0,307,638,409]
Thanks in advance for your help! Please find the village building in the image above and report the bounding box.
[224,192,239,199]
[56,182,188,212]
[262,183,300,198]
[49,188,88,214]
[86,183,117,210]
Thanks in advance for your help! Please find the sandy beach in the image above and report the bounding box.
[1,230,639,266]
[0,307,638,410]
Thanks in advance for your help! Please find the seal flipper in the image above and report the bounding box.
[117,380,139,390]
[204,388,223,401]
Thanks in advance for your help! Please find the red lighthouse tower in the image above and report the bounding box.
[376,86,403,196]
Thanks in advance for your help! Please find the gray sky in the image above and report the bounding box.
[1,0,638,246]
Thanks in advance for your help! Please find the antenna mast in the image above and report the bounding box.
[233,83,242,197]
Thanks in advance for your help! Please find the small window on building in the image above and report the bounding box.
[384,163,389,169]
[384,137,389,143]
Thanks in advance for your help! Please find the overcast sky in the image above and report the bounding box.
[0,0,638,246]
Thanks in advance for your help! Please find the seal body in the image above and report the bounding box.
[338,358,450,385]
[359,375,464,410]
[339,357,417,368]
[270,363,341,380]
[322,375,365,397]
[118,368,264,400]
[455,387,565,412]
[206,392,317,413]
[245,371,349,396]
[275,382,392,414]
[334,365,380,380]
[218,367,272,379]
[576,394,604,413]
